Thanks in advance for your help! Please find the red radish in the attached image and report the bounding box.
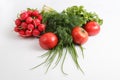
[19,30,25,36]
[33,19,41,26]
[21,22,27,29]
[27,10,33,16]
[25,30,32,37]
[26,17,33,24]
[27,24,34,30]
[14,26,19,32]
[20,11,29,20]
[38,24,46,31]
[32,29,40,37]
[15,19,21,26]
[37,15,42,20]
[32,10,39,16]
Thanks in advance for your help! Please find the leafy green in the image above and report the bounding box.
[62,6,103,26]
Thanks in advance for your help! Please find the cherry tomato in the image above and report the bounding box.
[84,21,100,36]
[39,32,58,50]
[72,26,88,45]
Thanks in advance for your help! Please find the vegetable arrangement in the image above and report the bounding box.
[14,5,103,74]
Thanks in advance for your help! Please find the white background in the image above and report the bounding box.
[0,0,120,80]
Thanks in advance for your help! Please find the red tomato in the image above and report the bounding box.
[84,21,100,36]
[39,32,58,50]
[72,26,88,45]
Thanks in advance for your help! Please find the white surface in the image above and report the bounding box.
[0,0,120,80]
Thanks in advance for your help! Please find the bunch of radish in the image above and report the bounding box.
[14,9,45,37]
